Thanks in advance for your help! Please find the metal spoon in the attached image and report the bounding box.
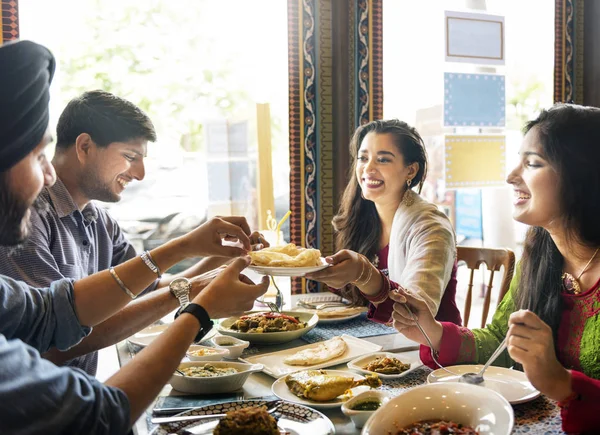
[459,336,508,385]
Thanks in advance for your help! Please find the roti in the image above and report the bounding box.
[283,336,347,366]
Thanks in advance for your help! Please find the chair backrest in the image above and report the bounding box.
[457,246,516,328]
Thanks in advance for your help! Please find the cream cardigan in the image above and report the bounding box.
[387,191,457,316]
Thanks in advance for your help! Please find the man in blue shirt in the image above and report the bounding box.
[0,90,258,376]
[0,40,268,434]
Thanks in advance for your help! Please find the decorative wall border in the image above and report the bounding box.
[1,0,19,43]
[288,0,383,293]
[554,0,584,104]
[355,0,383,126]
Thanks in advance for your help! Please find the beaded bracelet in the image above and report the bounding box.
[109,267,137,299]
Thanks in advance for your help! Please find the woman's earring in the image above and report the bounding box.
[403,179,414,206]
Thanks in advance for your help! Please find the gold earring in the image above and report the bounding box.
[403,180,414,206]
[407,179,412,188]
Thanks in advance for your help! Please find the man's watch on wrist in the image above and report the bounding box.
[176,303,214,342]
[169,277,192,308]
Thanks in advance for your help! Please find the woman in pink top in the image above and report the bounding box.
[307,119,461,326]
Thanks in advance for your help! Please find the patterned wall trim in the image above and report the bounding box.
[316,0,334,270]
[355,0,383,126]
[554,0,584,104]
[302,0,318,293]
[1,0,19,43]
[287,0,304,293]
[288,0,383,293]
[371,0,383,120]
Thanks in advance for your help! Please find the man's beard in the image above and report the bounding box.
[82,171,120,204]
[0,175,49,246]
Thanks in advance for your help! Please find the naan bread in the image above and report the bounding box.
[249,243,321,267]
[294,306,367,319]
[283,337,347,366]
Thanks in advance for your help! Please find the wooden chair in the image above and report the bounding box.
[457,246,516,328]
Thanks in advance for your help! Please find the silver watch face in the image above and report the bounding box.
[170,278,191,297]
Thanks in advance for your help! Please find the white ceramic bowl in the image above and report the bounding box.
[217,311,318,344]
[361,383,514,435]
[211,335,250,359]
[185,345,229,361]
[170,361,263,394]
[341,390,391,429]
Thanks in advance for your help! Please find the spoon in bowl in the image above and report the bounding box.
[459,336,508,385]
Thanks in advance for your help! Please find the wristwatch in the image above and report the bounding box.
[169,277,191,309]
[177,303,214,342]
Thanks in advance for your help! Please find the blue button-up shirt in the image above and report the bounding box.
[0,177,158,375]
[0,276,130,434]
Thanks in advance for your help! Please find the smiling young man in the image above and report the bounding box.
[0,90,254,375]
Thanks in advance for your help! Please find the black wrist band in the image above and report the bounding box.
[176,303,214,342]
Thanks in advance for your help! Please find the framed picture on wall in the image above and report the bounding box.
[444,10,505,65]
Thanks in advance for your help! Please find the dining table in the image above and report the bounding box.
[119,293,565,435]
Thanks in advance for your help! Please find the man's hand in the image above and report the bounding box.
[178,216,252,258]
[193,257,269,319]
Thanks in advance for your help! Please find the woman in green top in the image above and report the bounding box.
[389,104,600,434]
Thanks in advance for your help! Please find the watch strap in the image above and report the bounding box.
[177,303,214,342]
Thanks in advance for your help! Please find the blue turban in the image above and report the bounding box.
[0,40,55,172]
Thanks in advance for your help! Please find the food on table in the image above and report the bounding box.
[213,406,279,435]
[178,364,238,378]
[395,420,479,435]
[283,336,347,366]
[187,348,218,357]
[249,243,321,267]
[363,356,411,375]
[229,312,307,333]
[300,306,366,318]
[285,370,381,402]
[349,399,381,411]
[218,341,236,346]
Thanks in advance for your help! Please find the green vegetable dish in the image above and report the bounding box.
[178,364,238,378]
[350,399,381,411]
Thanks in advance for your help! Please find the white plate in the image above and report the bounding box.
[427,364,540,404]
[218,311,318,344]
[317,311,364,324]
[347,351,423,379]
[362,382,514,435]
[248,258,330,277]
[151,399,335,435]
[272,369,372,409]
[241,335,382,378]
[127,323,217,347]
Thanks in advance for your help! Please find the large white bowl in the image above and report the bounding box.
[217,311,318,344]
[362,383,514,435]
[170,361,263,394]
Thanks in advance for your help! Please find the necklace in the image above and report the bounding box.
[561,247,600,295]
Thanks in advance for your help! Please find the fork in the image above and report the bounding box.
[297,300,347,310]
[402,304,460,376]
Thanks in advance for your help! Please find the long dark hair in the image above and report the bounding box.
[333,119,428,305]
[516,104,600,337]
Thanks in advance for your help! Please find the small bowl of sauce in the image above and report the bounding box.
[342,390,391,429]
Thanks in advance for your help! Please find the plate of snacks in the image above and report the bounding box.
[347,351,422,379]
[151,399,335,435]
[218,311,318,344]
[248,243,330,276]
[271,369,382,409]
[242,335,382,378]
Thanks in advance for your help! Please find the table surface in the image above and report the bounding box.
[117,295,564,435]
